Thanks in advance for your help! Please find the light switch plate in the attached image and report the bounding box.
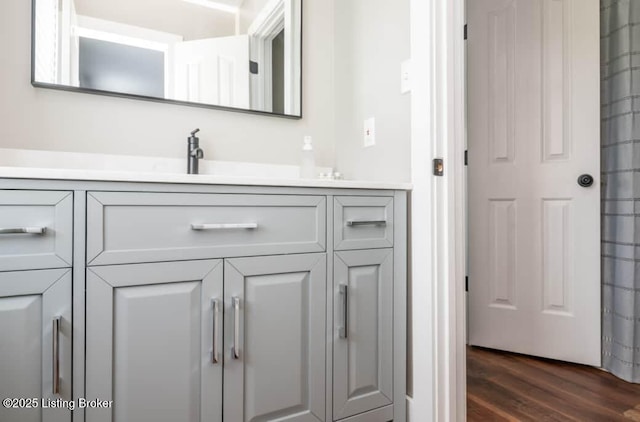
[364,117,376,147]
[401,60,411,94]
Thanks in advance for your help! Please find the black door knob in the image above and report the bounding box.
[578,174,594,188]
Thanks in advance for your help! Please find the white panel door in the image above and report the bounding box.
[468,0,601,365]
[173,35,250,108]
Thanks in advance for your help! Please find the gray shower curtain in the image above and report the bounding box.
[601,0,640,383]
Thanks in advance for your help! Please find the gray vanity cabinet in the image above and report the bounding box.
[0,181,406,422]
[85,260,224,422]
[224,254,327,422]
[333,249,393,421]
[0,269,72,422]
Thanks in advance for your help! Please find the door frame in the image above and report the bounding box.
[247,0,301,115]
[409,0,466,420]
[411,0,602,420]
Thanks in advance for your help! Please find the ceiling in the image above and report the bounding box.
[74,0,241,40]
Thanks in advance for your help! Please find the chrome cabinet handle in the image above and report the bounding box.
[211,299,220,364]
[52,317,61,395]
[191,223,258,230]
[232,297,241,360]
[346,220,387,227]
[0,227,46,235]
[339,285,348,339]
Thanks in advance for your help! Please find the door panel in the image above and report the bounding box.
[86,260,223,422]
[0,269,72,422]
[467,0,601,365]
[173,35,250,108]
[224,254,326,422]
[333,249,393,420]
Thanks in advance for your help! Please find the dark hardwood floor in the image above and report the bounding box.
[467,346,640,422]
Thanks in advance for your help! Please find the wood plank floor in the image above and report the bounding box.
[467,346,640,422]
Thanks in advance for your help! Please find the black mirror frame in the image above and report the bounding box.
[30,0,303,120]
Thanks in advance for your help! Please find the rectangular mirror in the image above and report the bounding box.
[32,0,302,117]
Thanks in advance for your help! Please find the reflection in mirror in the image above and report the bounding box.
[32,0,302,117]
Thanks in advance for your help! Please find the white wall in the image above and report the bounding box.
[239,0,270,33]
[1,0,412,185]
[74,0,237,40]
[0,0,334,167]
[333,0,411,182]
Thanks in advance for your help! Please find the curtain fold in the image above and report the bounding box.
[601,0,640,384]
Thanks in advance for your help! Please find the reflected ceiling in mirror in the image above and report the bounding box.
[32,0,302,117]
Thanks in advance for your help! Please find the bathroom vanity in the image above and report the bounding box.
[0,170,409,422]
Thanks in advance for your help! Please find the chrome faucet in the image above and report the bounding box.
[187,128,204,175]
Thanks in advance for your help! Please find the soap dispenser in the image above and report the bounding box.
[300,136,316,179]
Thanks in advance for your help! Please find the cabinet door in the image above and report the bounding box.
[224,254,326,422]
[0,269,72,422]
[333,249,393,421]
[86,260,223,422]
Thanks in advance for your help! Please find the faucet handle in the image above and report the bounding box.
[191,128,201,136]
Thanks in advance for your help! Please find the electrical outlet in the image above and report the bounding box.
[364,117,376,147]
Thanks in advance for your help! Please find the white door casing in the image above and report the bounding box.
[467,0,601,365]
[247,0,301,115]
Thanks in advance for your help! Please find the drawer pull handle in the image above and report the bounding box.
[346,220,387,227]
[211,299,220,364]
[232,297,241,360]
[52,316,61,395]
[339,285,348,339]
[0,227,47,235]
[191,223,258,231]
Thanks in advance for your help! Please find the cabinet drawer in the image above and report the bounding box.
[0,190,73,272]
[87,192,326,265]
[334,196,393,250]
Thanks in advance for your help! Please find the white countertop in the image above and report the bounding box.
[0,149,411,190]
[0,166,412,190]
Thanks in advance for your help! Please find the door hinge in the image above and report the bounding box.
[464,150,468,166]
[250,61,259,75]
[464,24,468,40]
[433,158,444,176]
[465,276,469,292]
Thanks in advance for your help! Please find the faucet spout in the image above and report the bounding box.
[191,148,204,159]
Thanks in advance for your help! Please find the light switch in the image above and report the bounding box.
[401,60,411,94]
[364,117,376,147]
